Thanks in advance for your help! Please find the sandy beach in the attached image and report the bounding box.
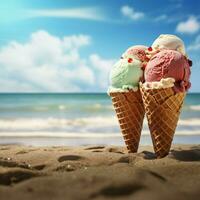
[0,144,199,200]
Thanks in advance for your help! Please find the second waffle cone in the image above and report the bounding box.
[140,86,185,158]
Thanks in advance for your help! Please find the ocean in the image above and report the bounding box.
[0,93,199,146]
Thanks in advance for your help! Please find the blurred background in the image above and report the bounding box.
[0,0,199,146]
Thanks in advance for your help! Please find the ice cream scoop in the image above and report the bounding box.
[109,56,143,92]
[108,45,147,92]
[144,50,191,92]
[122,45,149,62]
[152,34,186,56]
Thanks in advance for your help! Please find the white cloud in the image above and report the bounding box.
[26,7,105,21]
[121,5,144,20]
[176,16,200,34]
[188,35,200,51]
[0,30,115,92]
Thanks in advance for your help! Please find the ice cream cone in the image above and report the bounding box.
[109,90,145,153]
[140,86,185,158]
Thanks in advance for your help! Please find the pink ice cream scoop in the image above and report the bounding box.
[123,45,149,63]
[144,50,191,92]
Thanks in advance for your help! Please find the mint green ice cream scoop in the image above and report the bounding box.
[109,57,143,92]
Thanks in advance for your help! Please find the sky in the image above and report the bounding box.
[0,0,199,93]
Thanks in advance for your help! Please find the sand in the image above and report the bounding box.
[0,144,199,200]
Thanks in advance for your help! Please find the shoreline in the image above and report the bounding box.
[0,144,199,200]
[0,135,199,147]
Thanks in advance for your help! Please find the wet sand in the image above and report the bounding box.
[0,144,199,200]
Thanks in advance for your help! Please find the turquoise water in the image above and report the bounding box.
[0,93,199,146]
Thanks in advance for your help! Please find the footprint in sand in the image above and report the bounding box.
[16,149,38,154]
[170,149,200,162]
[0,158,31,169]
[0,147,10,151]
[0,169,39,186]
[32,164,46,170]
[107,147,125,154]
[91,183,145,198]
[117,156,130,163]
[58,155,83,162]
[16,150,29,155]
[141,151,156,160]
[84,146,105,150]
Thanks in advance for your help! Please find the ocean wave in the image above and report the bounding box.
[178,118,200,126]
[79,104,113,112]
[0,104,113,112]
[0,117,200,134]
[0,130,200,137]
[189,105,200,111]
[2,103,200,114]
[0,116,119,130]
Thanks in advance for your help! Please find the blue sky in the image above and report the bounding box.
[0,0,199,92]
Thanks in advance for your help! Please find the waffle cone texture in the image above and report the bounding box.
[140,86,185,158]
[109,90,145,153]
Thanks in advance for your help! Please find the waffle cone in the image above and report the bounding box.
[140,86,185,158]
[109,90,145,153]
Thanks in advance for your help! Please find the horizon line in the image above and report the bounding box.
[0,92,199,94]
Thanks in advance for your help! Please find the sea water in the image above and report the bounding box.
[0,93,199,146]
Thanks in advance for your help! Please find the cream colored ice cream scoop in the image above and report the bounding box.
[152,34,186,56]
